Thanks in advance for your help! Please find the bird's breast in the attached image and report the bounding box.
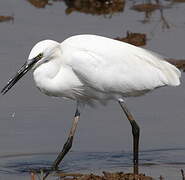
[33,63,86,99]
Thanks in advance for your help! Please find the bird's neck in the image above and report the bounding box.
[33,57,61,94]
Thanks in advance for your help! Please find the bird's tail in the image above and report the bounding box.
[139,47,181,87]
[166,59,185,72]
[160,59,181,86]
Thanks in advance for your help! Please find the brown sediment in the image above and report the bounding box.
[0,15,14,22]
[26,0,63,8]
[131,3,161,13]
[115,32,146,46]
[26,0,51,8]
[65,0,125,15]
[55,171,154,180]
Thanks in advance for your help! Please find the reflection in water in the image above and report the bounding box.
[64,0,125,16]
[26,0,125,16]
[131,0,170,29]
[22,0,183,29]
[131,1,160,13]
[25,0,170,27]
[158,7,170,29]
[115,31,147,46]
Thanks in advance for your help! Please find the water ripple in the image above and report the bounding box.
[0,148,184,175]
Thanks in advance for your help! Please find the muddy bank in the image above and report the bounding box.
[31,171,153,180]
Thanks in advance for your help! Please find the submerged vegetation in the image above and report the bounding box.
[115,32,147,46]
[64,0,125,15]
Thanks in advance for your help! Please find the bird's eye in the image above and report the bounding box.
[36,53,43,60]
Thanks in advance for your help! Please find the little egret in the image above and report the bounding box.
[1,35,181,176]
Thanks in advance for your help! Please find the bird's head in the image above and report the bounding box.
[1,40,59,95]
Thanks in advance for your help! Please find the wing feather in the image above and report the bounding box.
[62,35,180,96]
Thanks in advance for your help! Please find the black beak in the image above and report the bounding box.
[1,58,38,95]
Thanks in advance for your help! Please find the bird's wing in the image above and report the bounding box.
[66,50,176,97]
[62,35,180,95]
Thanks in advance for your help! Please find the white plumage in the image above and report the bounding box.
[1,34,181,175]
[29,34,180,104]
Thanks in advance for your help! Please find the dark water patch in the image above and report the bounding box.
[0,148,185,175]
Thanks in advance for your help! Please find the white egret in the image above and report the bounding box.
[1,34,181,176]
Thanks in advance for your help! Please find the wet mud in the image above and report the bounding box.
[30,171,154,180]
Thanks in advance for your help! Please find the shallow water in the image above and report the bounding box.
[0,0,185,179]
[0,148,185,180]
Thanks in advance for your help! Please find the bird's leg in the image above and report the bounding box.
[51,107,81,171]
[118,100,140,175]
[42,102,83,180]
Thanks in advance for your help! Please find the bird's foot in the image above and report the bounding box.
[42,166,60,180]
[30,167,58,180]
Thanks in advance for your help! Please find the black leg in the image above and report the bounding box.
[43,105,81,180]
[118,100,140,175]
[51,108,80,170]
